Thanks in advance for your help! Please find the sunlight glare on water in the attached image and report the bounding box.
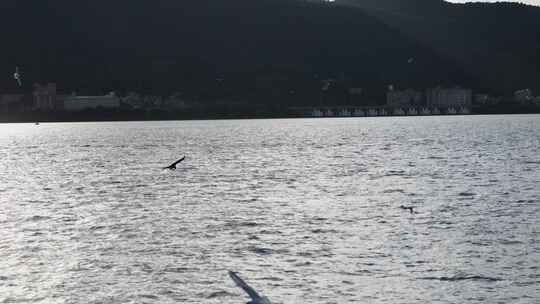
[1,116,539,304]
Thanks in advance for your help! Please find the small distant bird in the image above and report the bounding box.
[163,156,185,170]
[229,271,272,304]
[400,205,415,214]
[13,66,22,87]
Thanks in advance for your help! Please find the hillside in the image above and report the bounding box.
[0,0,472,105]
[337,0,540,94]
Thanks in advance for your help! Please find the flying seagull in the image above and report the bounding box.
[163,156,185,170]
[13,66,22,87]
[229,271,272,304]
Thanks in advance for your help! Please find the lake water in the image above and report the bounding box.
[1,115,539,304]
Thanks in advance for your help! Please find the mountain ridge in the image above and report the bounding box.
[1,0,536,105]
[336,0,540,94]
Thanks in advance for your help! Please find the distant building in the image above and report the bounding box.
[338,108,351,117]
[310,109,323,117]
[386,89,423,107]
[420,107,431,115]
[392,108,405,115]
[324,109,335,117]
[426,87,472,108]
[0,94,26,112]
[352,108,365,117]
[407,107,418,115]
[63,93,120,111]
[32,83,58,110]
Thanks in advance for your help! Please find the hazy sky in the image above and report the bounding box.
[448,0,540,6]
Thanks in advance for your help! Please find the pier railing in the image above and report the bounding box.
[290,106,471,117]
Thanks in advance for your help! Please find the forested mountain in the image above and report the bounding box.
[337,0,540,95]
[0,0,537,105]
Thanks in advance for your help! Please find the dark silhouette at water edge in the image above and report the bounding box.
[1,103,540,123]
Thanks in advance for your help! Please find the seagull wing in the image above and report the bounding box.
[13,67,22,86]
[170,156,185,166]
[229,271,263,301]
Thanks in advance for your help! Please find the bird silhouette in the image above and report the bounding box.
[163,156,185,170]
[229,271,272,304]
[400,205,415,214]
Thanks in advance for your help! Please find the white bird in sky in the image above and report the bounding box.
[13,66,22,87]
[229,271,272,304]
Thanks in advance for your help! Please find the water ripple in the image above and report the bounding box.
[1,116,539,303]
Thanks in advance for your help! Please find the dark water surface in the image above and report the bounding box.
[1,115,539,303]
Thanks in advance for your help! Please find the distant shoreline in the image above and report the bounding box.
[1,106,539,123]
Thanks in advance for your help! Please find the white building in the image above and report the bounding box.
[63,93,120,111]
[367,109,378,116]
[426,87,472,108]
[419,107,430,115]
[33,83,57,110]
[338,108,351,117]
[393,108,405,116]
[311,109,323,117]
[324,109,335,117]
[458,107,471,114]
[407,107,418,115]
[353,109,365,117]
